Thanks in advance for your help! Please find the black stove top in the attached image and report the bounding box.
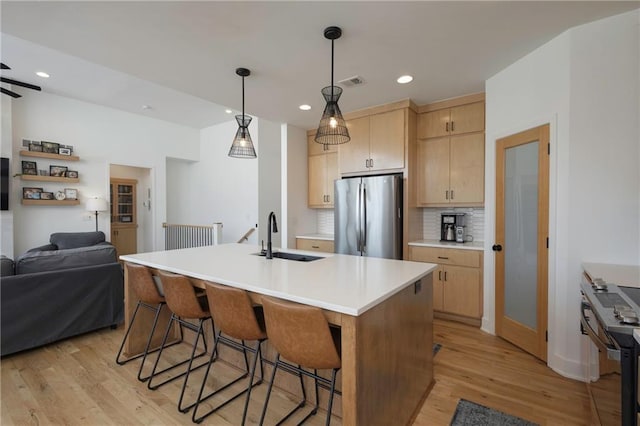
[620,286,640,307]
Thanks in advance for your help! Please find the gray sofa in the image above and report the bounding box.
[1,231,124,356]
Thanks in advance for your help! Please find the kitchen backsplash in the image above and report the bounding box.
[317,207,484,242]
[423,207,484,242]
[317,209,335,234]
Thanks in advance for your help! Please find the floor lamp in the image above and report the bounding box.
[86,197,109,232]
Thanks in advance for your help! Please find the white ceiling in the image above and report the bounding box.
[1,1,638,130]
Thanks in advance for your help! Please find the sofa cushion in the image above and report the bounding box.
[15,244,117,274]
[50,231,106,250]
[0,255,15,276]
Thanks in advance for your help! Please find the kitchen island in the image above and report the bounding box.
[120,243,437,425]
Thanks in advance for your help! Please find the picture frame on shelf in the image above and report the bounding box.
[64,188,78,200]
[40,192,54,200]
[41,141,60,154]
[58,147,72,156]
[28,142,43,152]
[23,187,43,199]
[21,161,37,175]
[66,170,78,178]
[49,165,68,177]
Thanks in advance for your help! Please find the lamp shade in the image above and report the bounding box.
[86,197,108,212]
[228,115,257,158]
[315,85,350,145]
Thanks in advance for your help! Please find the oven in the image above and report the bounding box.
[581,276,639,426]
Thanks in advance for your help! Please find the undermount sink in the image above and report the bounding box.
[254,251,323,262]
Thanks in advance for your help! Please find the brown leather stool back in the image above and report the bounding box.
[157,271,209,319]
[126,263,164,305]
[262,297,341,370]
[205,282,267,341]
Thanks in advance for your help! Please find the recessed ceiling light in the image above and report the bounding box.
[397,75,413,84]
[141,105,152,110]
[299,104,311,111]
[225,109,233,114]
[35,71,50,78]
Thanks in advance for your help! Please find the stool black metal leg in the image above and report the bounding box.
[137,302,165,381]
[177,318,207,413]
[325,369,339,426]
[241,341,263,426]
[115,301,143,365]
[259,353,280,426]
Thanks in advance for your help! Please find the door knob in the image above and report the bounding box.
[492,244,502,252]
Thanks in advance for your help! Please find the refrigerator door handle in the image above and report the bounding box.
[361,185,367,252]
[356,182,362,252]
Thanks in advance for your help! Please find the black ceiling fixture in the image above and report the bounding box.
[315,26,350,145]
[228,67,257,159]
[0,63,42,98]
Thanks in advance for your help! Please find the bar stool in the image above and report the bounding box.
[259,297,341,426]
[115,263,182,382]
[192,282,267,425]
[147,271,211,413]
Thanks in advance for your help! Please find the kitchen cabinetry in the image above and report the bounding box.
[417,99,485,207]
[417,102,484,139]
[339,109,405,174]
[307,135,339,208]
[296,238,334,253]
[19,150,80,206]
[110,178,137,256]
[409,245,483,324]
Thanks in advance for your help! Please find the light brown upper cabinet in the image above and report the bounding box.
[308,135,339,208]
[418,101,484,139]
[417,99,485,207]
[339,109,405,174]
[418,133,484,206]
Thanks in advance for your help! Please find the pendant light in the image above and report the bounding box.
[228,67,256,158]
[315,26,350,145]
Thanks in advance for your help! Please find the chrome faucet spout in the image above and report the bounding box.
[267,211,278,259]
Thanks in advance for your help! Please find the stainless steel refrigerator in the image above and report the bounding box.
[334,174,402,259]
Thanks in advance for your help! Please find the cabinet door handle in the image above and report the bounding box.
[445,190,449,200]
[444,271,447,281]
[326,195,330,203]
[437,256,449,260]
[370,158,374,168]
[312,245,320,249]
[446,122,449,132]
[450,190,454,199]
[451,121,455,132]
[365,159,370,168]
[438,271,442,281]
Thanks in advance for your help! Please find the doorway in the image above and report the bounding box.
[494,124,549,361]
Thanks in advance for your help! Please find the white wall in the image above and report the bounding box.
[281,124,316,249]
[258,119,282,248]
[10,91,200,255]
[166,157,196,224]
[1,94,14,258]
[485,9,639,380]
[181,119,259,244]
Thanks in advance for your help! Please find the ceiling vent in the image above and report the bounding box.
[338,75,365,87]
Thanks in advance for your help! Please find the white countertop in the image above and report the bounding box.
[582,262,640,288]
[121,243,436,316]
[295,233,334,241]
[409,239,484,251]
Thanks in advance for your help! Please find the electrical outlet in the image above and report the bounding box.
[83,214,93,221]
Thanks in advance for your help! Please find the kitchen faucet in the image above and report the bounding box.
[266,211,278,259]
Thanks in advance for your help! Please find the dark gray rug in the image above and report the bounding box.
[433,343,442,356]
[450,399,538,426]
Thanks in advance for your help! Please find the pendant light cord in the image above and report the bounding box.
[331,39,334,98]
[242,75,245,120]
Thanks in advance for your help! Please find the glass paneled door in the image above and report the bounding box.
[494,124,549,361]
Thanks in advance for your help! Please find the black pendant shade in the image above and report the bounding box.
[315,26,350,145]
[229,67,257,159]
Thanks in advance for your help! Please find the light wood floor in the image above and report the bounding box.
[1,319,593,425]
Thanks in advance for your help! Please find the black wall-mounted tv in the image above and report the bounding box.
[1,157,8,211]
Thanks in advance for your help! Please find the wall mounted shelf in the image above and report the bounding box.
[21,199,80,206]
[19,150,79,162]
[20,175,80,183]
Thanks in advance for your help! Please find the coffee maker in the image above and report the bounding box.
[441,213,466,242]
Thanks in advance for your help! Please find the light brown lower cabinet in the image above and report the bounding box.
[409,245,483,324]
[295,238,334,253]
[112,226,137,257]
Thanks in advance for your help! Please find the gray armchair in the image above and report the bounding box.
[1,231,124,356]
